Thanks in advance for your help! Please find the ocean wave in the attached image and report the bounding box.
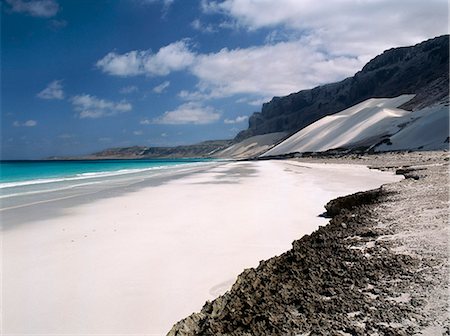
[0,181,103,199]
[0,161,212,190]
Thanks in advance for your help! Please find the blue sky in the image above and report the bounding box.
[1,0,447,159]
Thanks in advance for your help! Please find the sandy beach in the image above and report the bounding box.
[1,160,402,335]
[169,151,449,335]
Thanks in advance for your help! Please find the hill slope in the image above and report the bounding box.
[70,140,232,160]
[236,35,449,141]
[375,103,449,152]
[212,132,288,159]
[261,95,449,156]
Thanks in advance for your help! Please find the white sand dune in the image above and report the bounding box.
[215,132,288,159]
[262,95,416,156]
[2,161,402,335]
[261,95,448,157]
[375,103,449,151]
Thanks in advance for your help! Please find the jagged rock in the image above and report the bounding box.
[324,188,383,217]
[167,188,419,336]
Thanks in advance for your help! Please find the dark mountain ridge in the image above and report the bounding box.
[57,140,232,160]
[236,35,449,141]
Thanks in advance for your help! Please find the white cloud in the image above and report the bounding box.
[190,41,365,98]
[119,85,138,94]
[133,130,143,135]
[177,89,212,101]
[23,120,37,127]
[153,102,221,124]
[71,94,132,119]
[96,50,146,77]
[224,115,248,124]
[153,81,170,93]
[5,0,59,18]
[161,132,168,137]
[98,1,447,103]
[99,39,364,99]
[96,40,195,77]
[13,120,37,127]
[140,119,151,125]
[194,0,447,99]
[37,80,64,100]
[201,0,448,56]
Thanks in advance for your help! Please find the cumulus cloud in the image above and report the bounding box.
[153,81,170,93]
[133,130,143,135]
[37,80,64,100]
[5,0,59,18]
[191,41,365,98]
[153,102,221,124]
[71,94,132,119]
[96,40,195,77]
[201,0,448,56]
[196,0,447,97]
[224,115,248,124]
[98,1,447,102]
[99,39,363,99]
[13,120,37,127]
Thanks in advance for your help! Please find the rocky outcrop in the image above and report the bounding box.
[324,188,382,217]
[236,35,449,141]
[168,152,450,335]
[168,188,415,335]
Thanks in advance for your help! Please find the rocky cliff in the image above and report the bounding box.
[236,35,449,141]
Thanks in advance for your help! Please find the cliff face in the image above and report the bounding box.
[236,35,449,141]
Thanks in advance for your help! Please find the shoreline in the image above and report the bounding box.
[1,160,401,335]
[169,151,449,335]
[1,162,221,227]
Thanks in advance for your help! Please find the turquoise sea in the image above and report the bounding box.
[0,159,213,187]
[0,158,219,214]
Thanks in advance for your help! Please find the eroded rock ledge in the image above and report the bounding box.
[168,152,449,336]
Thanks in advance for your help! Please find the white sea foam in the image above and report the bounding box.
[0,181,103,199]
[0,161,212,190]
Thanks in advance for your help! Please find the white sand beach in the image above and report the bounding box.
[1,160,402,335]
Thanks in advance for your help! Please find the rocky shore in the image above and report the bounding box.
[168,151,449,335]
